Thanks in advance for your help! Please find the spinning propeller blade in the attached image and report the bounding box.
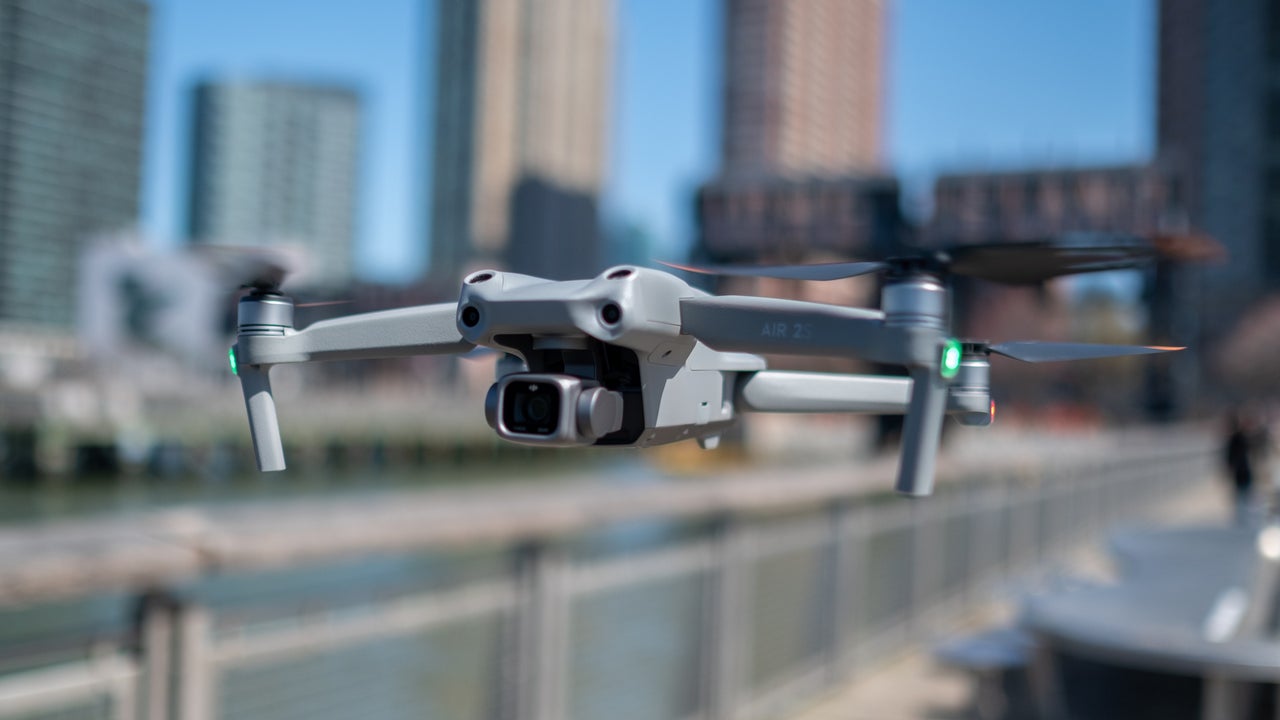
[194,245,298,292]
[985,341,1183,363]
[945,241,1159,285]
[295,299,352,309]
[659,260,888,281]
[662,235,1169,286]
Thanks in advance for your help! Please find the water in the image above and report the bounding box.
[0,456,906,719]
[0,451,602,526]
[0,454,709,670]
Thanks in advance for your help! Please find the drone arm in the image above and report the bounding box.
[233,302,470,472]
[736,371,912,414]
[734,368,957,495]
[736,369,991,420]
[237,364,286,472]
[236,302,473,366]
[896,368,948,497]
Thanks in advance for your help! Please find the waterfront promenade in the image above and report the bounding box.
[0,426,1217,720]
[790,463,1229,720]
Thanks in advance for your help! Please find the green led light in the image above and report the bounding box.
[940,338,962,379]
[228,346,239,376]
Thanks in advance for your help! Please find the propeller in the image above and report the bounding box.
[193,244,298,292]
[198,245,353,309]
[660,259,888,281]
[294,299,352,309]
[978,340,1184,363]
[947,241,1158,284]
[662,235,1166,286]
[667,234,1194,499]
[210,245,317,473]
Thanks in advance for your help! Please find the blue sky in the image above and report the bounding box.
[143,0,1154,283]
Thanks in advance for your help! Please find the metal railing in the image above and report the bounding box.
[0,433,1213,720]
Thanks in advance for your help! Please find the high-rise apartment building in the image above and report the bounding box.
[1158,0,1280,323]
[720,0,884,178]
[697,0,892,265]
[187,80,361,288]
[0,0,150,327]
[429,0,612,281]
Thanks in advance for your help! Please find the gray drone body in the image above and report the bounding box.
[232,242,1181,498]
[456,267,765,450]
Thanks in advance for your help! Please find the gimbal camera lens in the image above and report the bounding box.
[526,396,551,422]
[502,382,561,435]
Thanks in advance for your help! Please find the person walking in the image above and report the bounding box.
[1224,409,1269,525]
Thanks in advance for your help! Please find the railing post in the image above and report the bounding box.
[173,600,215,720]
[132,590,177,720]
[1201,674,1240,720]
[1017,486,1040,574]
[825,500,858,682]
[506,540,569,720]
[705,514,751,720]
[908,500,939,637]
[1049,483,1067,562]
[1027,640,1063,719]
[998,477,1015,579]
[110,666,137,720]
[964,485,986,605]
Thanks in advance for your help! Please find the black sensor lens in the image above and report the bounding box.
[503,383,561,435]
[461,306,480,327]
[600,303,622,325]
[526,396,551,422]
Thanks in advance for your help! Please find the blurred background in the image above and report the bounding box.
[0,1,1275,719]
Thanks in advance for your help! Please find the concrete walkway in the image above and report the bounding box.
[788,479,1234,720]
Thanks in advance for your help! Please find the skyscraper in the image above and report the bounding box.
[697,0,892,265]
[720,0,884,178]
[0,0,150,327]
[429,0,612,281]
[1158,0,1280,324]
[187,80,361,289]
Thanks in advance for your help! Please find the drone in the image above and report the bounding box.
[231,236,1187,497]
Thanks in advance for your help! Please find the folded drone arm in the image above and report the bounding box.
[683,296,954,497]
[733,368,948,496]
[236,302,473,366]
[238,364,286,471]
[897,368,948,497]
[234,302,472,472]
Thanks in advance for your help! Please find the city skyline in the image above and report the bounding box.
[139,0,1154,283]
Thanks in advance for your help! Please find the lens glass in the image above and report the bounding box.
[503,382,561,435]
